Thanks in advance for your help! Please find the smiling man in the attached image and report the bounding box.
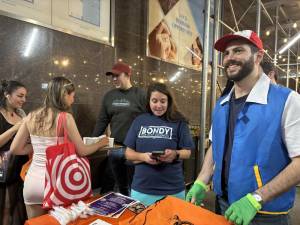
[93,62,146,196]
[186,30,300,225]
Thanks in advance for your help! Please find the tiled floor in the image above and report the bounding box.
[202,187,300,225]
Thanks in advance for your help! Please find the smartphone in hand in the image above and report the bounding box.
[151,150,165,160]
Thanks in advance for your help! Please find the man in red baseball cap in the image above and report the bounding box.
[187,30,300,225]
[105,62,132,89]
[214,29,263,52]
[93,61,146,196]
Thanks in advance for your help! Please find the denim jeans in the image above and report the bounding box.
[216,196,292,225]
[107,147,133,196]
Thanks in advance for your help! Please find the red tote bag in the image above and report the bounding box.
[43,112,92,209]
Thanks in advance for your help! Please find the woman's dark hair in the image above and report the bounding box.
[0,80,26,108]
[146,82,187,122]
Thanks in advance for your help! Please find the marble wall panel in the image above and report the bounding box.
[0,0,204,138]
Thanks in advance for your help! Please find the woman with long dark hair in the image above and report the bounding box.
[0,80,27,225]
[125,82,194,206]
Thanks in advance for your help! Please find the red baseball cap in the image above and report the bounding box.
[214,30,263,52]
[106,62,131,76]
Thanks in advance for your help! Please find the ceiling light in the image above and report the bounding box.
[266,30,270,36]
[61,59,69,67]
[23,28,38,57]
[279,32,300,54]
[169,71,182,82]
[293,23,297,28]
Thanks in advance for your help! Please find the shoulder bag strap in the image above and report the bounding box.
[56,112,68,145]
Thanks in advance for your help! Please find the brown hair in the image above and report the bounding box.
[146,82,187,122]
[28,77,75,135]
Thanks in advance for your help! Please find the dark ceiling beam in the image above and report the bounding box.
[249,2,288,35]
[250,0,299,11]
[264,6,300,35]
[266,20,300,32]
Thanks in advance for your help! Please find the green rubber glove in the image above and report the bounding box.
[185,180,207,206]
[225,194,262,225]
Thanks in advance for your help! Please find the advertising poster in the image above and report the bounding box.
[148,0,205,70]
[0,0,111,44]
[52,0,111,43]
[0,0,51,25]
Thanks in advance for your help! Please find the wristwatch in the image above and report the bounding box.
[251,192,263,205]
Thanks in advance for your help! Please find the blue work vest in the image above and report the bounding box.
[212,84,295,213]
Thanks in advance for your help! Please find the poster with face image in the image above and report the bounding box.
[148,0,205,70]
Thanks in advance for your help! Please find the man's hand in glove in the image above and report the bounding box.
[225,193,262,225]
[185,180,208,206]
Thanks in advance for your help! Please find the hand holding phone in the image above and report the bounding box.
[151,150,165,159]
[158,149,178,163]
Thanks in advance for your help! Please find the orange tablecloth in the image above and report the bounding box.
[25,211,135,225]
[24,196,136,225]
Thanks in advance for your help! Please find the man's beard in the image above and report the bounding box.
[224,55,254,82]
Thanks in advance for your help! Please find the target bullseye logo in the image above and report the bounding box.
[44,143,92,208]
[73,171,82,181]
